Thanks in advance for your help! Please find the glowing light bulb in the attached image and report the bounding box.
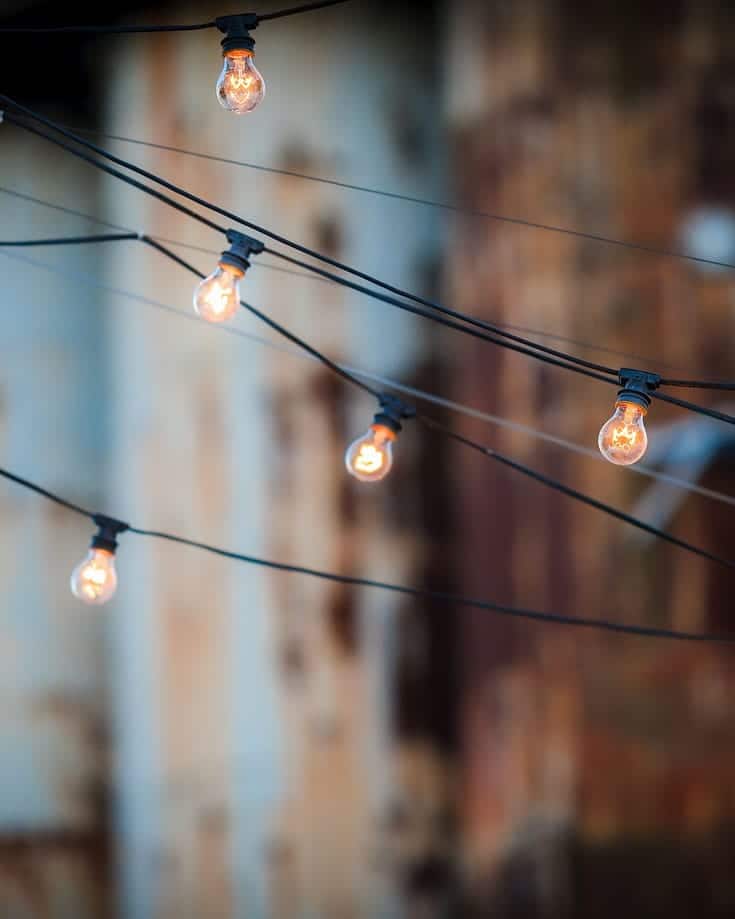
[70,548,118,605]
[598,400,649,465]
[346,424,395,482]
[345,395,414,483]
[70,516,127,606]
[216,49,265,113]
[193,231,264,324]
[194,263,243,323]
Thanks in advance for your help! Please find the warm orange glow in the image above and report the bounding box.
[598,400,648,465]
[70,548,118,605]
[216,49,265,113]
[345,424,396,482]
[193,263,244,323]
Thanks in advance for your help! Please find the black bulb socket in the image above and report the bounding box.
[219,229,265,275]
[616,368,662,410]
[90,514,129,555]
[372,394,416,435]
[216,13,258,53]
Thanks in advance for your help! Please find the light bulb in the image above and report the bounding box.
[598,399,648,465]
[70,548,118,605]
[345,424,396,482]
[193,263,243,323]
[216,49,265,113]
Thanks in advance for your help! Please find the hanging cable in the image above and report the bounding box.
[0,233,138,247]
[2,185,697,373]
[4,101,735,407]
[145,238,735,570]
[0,103,630,377]
[4,244,734,510]
[0,1,353,33]
[55,125,735,273]
[140,236,380,398]
[0,463,731,643]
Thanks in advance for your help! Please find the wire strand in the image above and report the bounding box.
[0,20,216,34]
[60,126,735,273]
[1,181,698,375]
[258,0,354,21]
[140,236,380,398]
[5,245,734,510]
[146,239,735,571]
[0,233,138,246]
[8,102,735,401]
[0,460,730,644]
[0,102,628,379]
[4,108,735,423]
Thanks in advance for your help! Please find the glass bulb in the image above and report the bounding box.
[70,548,118,605]
[216,50,265,113]
[598,400,648,465]
[345,424,395,482]
[193,263,243,323]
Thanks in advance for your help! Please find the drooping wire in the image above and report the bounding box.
[257,0,355,21]
[4,244,734,509]
[5,245,734,510]
[0,0,353,33]
[0,233,138,246]
[5,102,735,402]
[146,239,735,572]
[57,125,735,274]
[0,461,732,644]
[1,184,699,374]
[140,236,380,398]
[0,103,628,378]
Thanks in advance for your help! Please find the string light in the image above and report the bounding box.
[214,15,265,114]
[70,515,128,605]
[4,101,735,440]
[598,370,661,466]
[193,230,264,322]
[345,395,415,482]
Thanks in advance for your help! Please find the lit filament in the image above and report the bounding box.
[193,264,243,323]
[598,400,648,465]
[71,548,118,605]
[217,50,265,113]
[345,424,395,482]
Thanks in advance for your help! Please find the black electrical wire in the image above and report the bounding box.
[140,236,380,398]
[5,105,735,422]
[659,377,735,391]
[257,0,354,21]
[0,102,627,379]
[2,113,226,237]
[417,415,735,572]
[0,20,216,34]
[0,468,93,517]
[59,126,735,274]
[1,185,693,374]
[0,463,732,645]
[11,101,735,397]
[0,233,138,246]
[147,239,735,573]
[0,0,353,33]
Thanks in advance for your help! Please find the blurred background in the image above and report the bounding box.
[1,0,735,916]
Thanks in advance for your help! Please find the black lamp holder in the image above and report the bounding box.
[90,514,129,554]
[372,394,416,435]
[216,13,259,53]
[219,229,265,274]
[616,368,662,410]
